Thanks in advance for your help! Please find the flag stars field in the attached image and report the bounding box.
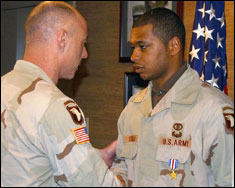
[189,1,228,94]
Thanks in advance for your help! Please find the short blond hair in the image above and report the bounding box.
[25,1,77,45]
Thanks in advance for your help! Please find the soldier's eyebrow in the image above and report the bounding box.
[128,41,147,46]
[128,41,133,46]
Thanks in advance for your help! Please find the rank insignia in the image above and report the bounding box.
[72,126,89,144]
[64,100,84,125]
[168,158,178,180]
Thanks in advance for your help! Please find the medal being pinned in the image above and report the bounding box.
[169,158,178,180]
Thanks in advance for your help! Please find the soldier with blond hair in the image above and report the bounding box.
[1,1,122,186]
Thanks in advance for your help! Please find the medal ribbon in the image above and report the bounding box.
[169,158,178,170]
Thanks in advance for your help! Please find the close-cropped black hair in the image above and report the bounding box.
[133,7,185,53]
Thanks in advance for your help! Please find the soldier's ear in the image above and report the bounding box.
[168,37,181,56]
[57,29,68,49]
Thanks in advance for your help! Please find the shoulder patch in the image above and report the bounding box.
[72,126,89,144]
[64,100,84,125]
[201,82,211,88]
[223,106,234,135]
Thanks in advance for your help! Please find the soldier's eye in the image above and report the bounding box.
[139,45,147,50]
[129,45,134,49]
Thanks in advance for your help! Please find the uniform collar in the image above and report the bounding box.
[132,87,152,117]
[132,64,201,116]
[152,62,188,96]
[14,60,55,85]
[171,64,201,105]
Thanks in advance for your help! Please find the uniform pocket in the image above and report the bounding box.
[155,138,192,186]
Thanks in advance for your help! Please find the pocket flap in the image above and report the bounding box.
[120,143,137,159]
[156,138,191,163]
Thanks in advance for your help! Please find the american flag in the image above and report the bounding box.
[72,126,89,144]
[189,1,228,94]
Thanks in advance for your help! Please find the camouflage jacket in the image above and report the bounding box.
[1,60,121,187]
[111,65,234,187]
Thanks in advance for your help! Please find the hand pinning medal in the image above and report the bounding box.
[169,158,178,180]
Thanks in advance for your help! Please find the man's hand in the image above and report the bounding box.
[98,139,117,168]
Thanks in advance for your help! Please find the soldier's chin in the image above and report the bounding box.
[64,73,76,80]
[139,73,148,80]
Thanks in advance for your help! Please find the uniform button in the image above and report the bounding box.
[157,90,163,96]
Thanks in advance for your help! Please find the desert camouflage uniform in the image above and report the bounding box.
[111,65,234,187]
[1,60,122,187]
